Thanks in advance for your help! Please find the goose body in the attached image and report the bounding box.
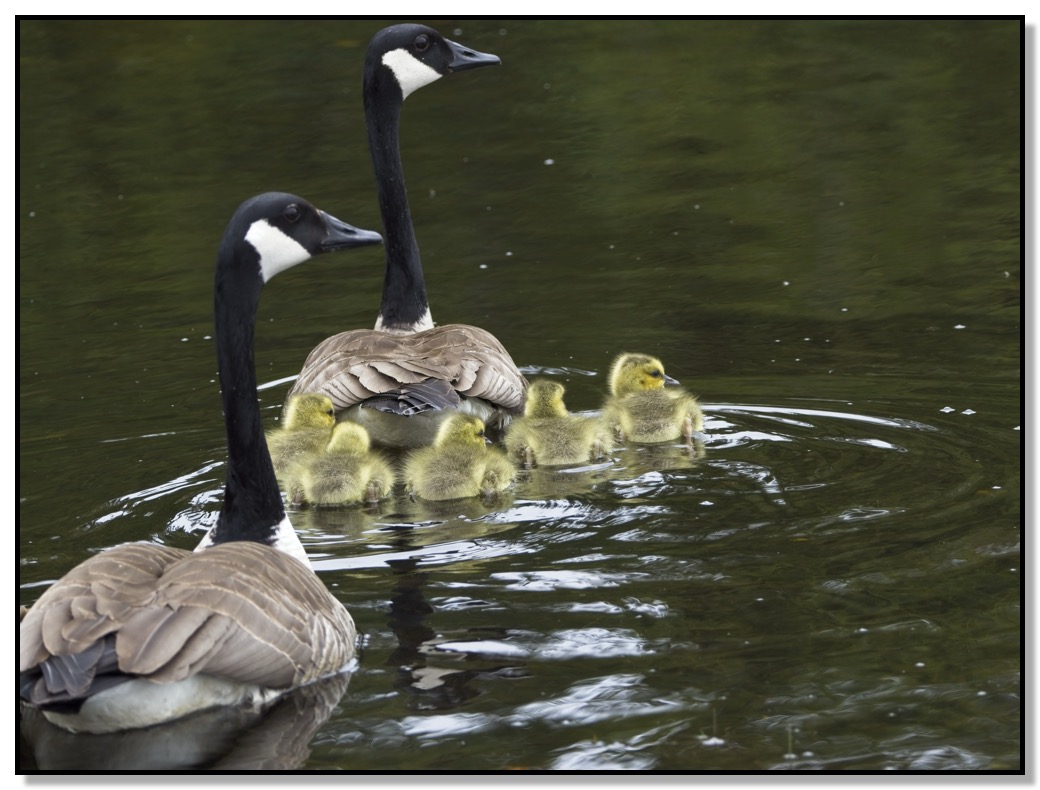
[267,393,336,501]
[288,24,526,448]
[19,193,381,733]
[602,352,704,444]
[295,421,397,506]
[403,413,515,501]
[504,379,613,467]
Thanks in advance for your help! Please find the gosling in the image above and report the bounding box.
[504,379,613,467]
[602,352,703,444]
[267,393,336,498]
[403,414,515,501]
[292,421,397,506]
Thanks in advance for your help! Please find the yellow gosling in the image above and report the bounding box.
[403,414,515,501]
[267,393,336,499]
[296,422,396,506]
[602,352,704,444]
[504,379,613,467]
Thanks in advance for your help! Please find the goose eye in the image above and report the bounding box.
[650,370,662,378]
[282,203,302,223]
[326,408,335,417]
[414,34,430,52]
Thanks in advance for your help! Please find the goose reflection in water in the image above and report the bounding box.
[385,547,528,712]
[19,671,352,771]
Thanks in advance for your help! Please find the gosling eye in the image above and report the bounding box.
[282,203,302,223]
[326,408,335,418]
[649,370,663,378]
[414,34,430,52]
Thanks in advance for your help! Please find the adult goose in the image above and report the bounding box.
[289,24,527,448]
[19,193,381,734]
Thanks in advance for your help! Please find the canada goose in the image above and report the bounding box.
[19,193,381,734]
[403,413,515,501]
[504,379,613,467]
[266,393,336,501]
[295,421,397,506]
[602,352,704,444]
[288,23,526,448]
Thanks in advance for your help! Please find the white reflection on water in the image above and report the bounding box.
[424,639,529,659]
[712,403,939,432]
[826,436,907,451]
[547,597,669,617]
[399,712,497,738]
[113,460,222,505]
[529,629,662,659]
[389,672,698,757]
[430,628,664,661]
[311,537,529,571]
[514,673,688,722]
[491,570,631,590]
[257,374,298,391]
[549,721,691,771]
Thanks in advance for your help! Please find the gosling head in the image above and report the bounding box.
[524,379,569,419]
[433,414,491,449]
[608,353,680,396]
[283,393,336,430]
[327,421,372,454]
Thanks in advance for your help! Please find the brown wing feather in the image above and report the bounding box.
[289,324,527,414]
[20,541,356,699]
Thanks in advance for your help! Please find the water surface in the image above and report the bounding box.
[18,18,1021,772]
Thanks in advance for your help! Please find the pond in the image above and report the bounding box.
[18,18,1021,772]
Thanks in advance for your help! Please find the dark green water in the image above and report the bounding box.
[18,19,1021,771]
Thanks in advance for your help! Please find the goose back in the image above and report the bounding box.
[290,323,526,446]
[20,542,356,697]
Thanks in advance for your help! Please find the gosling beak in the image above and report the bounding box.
[664,374,681,387]
[319,211,383,252]
[445,38,501,72]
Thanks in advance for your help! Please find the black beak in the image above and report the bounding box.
[319,211,383,252]
[664,374,681,387]
[445,38,501,72]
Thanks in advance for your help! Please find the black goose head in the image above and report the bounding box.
[365,23,500,102]
[224,192,383,285]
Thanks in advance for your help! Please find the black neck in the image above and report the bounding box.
[365,69,430,330]
[210,259,284,544]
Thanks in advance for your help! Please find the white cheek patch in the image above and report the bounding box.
[245,219,311,282]
[382,48,442,99]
